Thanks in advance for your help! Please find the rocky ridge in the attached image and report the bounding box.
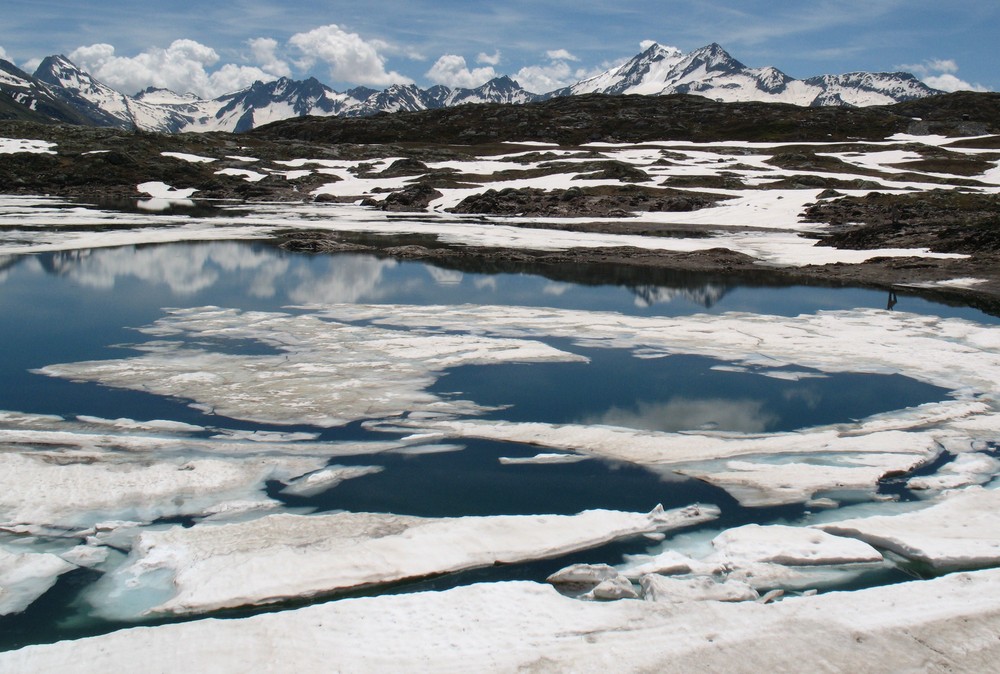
[1,42,944,133]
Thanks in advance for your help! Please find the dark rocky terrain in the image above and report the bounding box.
[252,91,1000,145]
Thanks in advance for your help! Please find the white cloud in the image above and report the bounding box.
[477,51,502,66]
[640,39,659,52]
[900,59,954,77]
[248,37,291,78]
[923,73,988,93]
[0,45,8,62]
[513,50,608,94]
[925,59,958,74]
[288,24,411,87]
[425,54,496,88]
[899,58,987,93]
[545,49,578,62]
[371,39,425,61]
[70,40,276,98]
[513,61,575,93]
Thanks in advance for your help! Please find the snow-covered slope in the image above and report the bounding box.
[32,55,133,127]
[446,76,541,106]
[3,44,944,133]
[554,43,940,107]
[31,55,194,132]
[0,58,98,125]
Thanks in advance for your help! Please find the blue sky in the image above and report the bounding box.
[1,0,995,98]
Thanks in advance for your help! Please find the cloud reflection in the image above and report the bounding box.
[582,397,778,433]
[30,243,400,304]
[288,255,398,304]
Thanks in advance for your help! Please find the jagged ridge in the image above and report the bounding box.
[0,42,943,133]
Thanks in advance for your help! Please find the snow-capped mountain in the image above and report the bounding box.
[445,76,541,106]
[0,43,943,133]
[198,77,368,132]
[30,55,194,132]
[0,58,99,125]
[555,43,939,106]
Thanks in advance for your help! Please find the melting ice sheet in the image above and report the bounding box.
[4,274,1000,642]
[34,302,1000,510]
[83,505,717,619]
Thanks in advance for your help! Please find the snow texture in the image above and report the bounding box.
[0,547,75,616]
[819,486,1000,570]
[84,505,718,618]
[5,572,1000,672]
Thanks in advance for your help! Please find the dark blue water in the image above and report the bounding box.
[0,241,991,651]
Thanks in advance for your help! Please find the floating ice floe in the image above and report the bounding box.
[279,465,383,497]
[614,522,887,597]
[818,485,1000,571]
[0,410,406,458]
[710,524,884,566]
[0,451,326,530]
[0,546,76,616]
[907,452,1000,494]
[83,504,718,619]
[35,306,586,427]
[6,571,1000,672]
[498,452,589,465]
[641,574,759,603]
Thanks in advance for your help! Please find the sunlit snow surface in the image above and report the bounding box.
[84,505,716,619]
[4,572,1000,673]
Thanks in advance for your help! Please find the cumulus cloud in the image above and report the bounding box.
[545,49,578,62]
[513,61,574,94]
[247,37,291,78]
[70,40,276,98]
[0,45,8,61]
[513,50,604,94]
[288,24,411,87]
[477,51,502,66]
[425,54,497,88]
[899,58,988,93]
[923,74,989,93]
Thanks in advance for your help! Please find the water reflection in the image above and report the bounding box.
[38,244,292,296]
[582,397,777,433]
[5,243,745,312]
[0,242,995,323]
[286,255,397,304]
[631,284,730,309]
[137,197,195,212]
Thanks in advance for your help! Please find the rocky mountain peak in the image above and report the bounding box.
[2,42,947,133]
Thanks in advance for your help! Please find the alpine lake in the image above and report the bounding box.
[1,239,997,650]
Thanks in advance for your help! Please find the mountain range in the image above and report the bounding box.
[0,42,942,133]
